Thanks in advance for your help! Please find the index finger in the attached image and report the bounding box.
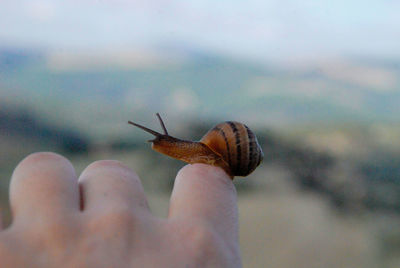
[168,164,238,243]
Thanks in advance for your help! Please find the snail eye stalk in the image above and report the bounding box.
[156,113,168,135]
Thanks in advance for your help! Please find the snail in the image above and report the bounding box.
[128,113,263,178]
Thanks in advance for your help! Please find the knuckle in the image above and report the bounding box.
[174,220,240,266]
[106,207,137,226]
[86,206,137,233]
[31,217,77,248]
[180,221,223,261]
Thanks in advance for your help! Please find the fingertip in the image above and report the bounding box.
[10,152,80,219]
[80,159,133,175]
[176,164,233,188]
[11,152,75,187]
[78,160,149,212]
[79,160,141,186]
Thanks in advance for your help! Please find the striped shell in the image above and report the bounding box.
[200,121,263,176]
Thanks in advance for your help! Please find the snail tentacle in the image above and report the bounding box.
[156,113,169,135]
[128,121,163,137]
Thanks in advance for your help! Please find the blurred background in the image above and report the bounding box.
[1,0,400,267]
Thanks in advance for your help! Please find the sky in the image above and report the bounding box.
[0,0,399,61]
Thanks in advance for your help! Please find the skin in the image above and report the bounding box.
[0,152,241,268]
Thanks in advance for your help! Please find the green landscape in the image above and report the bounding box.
[1,48,400,267]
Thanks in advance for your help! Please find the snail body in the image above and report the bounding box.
[128,113,263,178]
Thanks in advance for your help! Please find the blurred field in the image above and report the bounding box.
[1,49,400,268]
[1,131,399,267]
[145,191,376,268]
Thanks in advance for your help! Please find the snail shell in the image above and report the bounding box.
[200,121,263,177]
[128,113,263,178]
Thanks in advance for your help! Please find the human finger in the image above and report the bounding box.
[10,152,80,221]
[79,160,149,213]
[168,164,239,243]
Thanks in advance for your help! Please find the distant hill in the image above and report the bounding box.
[0,47,399,141]
[0,48,45,71]
[0,106,89,153]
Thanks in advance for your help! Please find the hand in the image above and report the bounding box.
[0,152,241,268]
